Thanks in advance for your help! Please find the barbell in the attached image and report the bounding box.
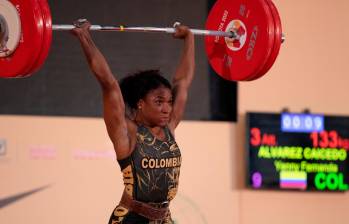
[0,0,284,81]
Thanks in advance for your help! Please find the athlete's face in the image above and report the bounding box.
[138,86,173,127]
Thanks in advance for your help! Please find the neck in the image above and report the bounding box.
[134,114,154,128]
[134,115,165,134]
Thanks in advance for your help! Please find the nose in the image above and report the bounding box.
[162,103,172,114]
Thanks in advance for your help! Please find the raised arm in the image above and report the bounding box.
[71,20,131,160]
[168,25,195,131]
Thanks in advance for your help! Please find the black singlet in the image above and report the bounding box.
[108,125,181,224]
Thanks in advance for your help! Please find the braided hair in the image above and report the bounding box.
[119,69,172,111]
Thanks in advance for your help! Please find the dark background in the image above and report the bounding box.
[0,0,237,121]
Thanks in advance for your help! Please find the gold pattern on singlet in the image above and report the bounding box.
[137,132,156,146]
[166,166,180,200]
[169,143,179,152]
[167,187,178,201]
[135,127,181,203]
[122,165,134,196]
[112,205,129,223]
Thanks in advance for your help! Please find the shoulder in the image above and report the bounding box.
[166,124,176,138]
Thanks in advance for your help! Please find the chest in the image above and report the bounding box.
[135,131,181,158]
[129,129,180,170]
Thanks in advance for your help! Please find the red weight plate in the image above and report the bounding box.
[0,0,21,58]
[205,0,275,81]
[0,0,44,78]
[21,0,46,76]
[27,0,52,75]
[250,0,282,80]
[245,0,275,81]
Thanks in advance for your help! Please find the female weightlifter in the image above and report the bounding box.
[71,19,195,224]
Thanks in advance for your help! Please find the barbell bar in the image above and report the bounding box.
[0,0,284,81]
[53,24,285,42]
[52,25,238,39]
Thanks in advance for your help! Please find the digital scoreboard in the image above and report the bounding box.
[246,112,349,191]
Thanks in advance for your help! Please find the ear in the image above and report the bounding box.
[137,99,145,109]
